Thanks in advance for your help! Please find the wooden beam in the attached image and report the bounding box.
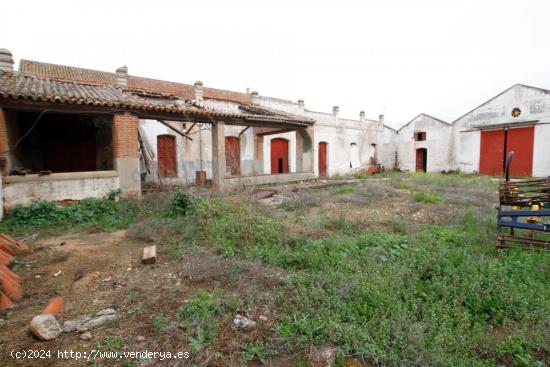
[256,128,295,137]
[185,122,197,135]
[238,126,251,137]
[158,120,192,141]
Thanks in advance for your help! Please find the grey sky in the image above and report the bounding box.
[4,0,549,127]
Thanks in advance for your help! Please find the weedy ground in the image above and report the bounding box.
[0,172,548,367]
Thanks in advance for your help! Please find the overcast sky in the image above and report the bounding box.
[4,0,550,127]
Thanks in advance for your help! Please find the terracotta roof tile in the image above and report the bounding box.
[19,59,251,104]
[0,71,312,125]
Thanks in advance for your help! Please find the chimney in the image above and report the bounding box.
[251,91,259,103]
[297,99,304,111]
[333,105,339,117]
[246,87,250,94]
[0,49,14,72]
[379,114,385,124]
[194,80,204,102]
[116,65,128,86]
[359,111,365,123]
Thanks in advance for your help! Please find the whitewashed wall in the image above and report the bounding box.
[394,114,452,172]
[254,96,383,177]
[452,84,550,176]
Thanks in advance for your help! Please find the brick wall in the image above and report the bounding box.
[112,112,139,158]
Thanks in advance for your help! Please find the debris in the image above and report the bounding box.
[29,314,62,341]
[259,315,268,322]
[142,245,157,265]
[136,335,145,342]
[53,270,62,277]
[233,314,256,330]
[102,277,112,282]
[80,332,92,340]
[63,309,117,333]
[42,297,64,315]
[96,308,116,316]
[309,346,337,367]
[0,290,15,309]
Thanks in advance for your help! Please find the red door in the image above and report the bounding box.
[506,127,534,177]
[270,138,289,174]
[318,142,327,177]
[225,137,241,176]
[157,135,177,177]
[479,130,505,176]
[415,148,427,172]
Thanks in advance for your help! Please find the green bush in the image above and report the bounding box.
[1,190,133,232]
[413,191,441,204]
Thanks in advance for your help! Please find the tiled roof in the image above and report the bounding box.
[19,59,251,104]
[0,71,313,125]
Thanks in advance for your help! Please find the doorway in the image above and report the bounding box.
[225,136,241,176]
[157,135,177,178]
[270,138,289,174]
[416,148,427,172]
[479,127,534,176]
[318,142,327,177]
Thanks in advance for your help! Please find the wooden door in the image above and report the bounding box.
[479,129,505,176]
[157,135,177,178]
[415,148,427,172]
[225,137,241,176]
[506,127,534,177]
[318,142,327,177]
[270,138,289,174]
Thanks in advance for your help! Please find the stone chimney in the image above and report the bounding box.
[194,81,204,102]
[0,49,14,72]
[116,65,128,86]
[333,105,339,117]
[251,91,259,103]
[359,111,365,123]
[246,87,250,94]
[297,99,304,111]
[379,114,385,124]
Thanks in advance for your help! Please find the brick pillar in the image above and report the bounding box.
[211,121,226,192]
[112,112,141,196]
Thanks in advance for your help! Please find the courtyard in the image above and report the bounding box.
[0,173,548,366]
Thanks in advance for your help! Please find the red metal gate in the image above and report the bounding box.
[270,138,289,174]
[480,130,505,176]
[506,127,534,177]
[225,137,241,176]
[318,142,327,177]
[479,127,533,176]
[157,135,177,177]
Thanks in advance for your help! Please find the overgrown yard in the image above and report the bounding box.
[0,173,548,366]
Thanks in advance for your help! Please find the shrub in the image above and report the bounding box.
[413,191,441,204]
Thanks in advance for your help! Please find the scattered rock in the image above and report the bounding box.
[77,314,116,332]
[259,315,268,322]
[63,315,91,333]
[29,314,62,341]
[96,308,116,316]
[309,346,337,367]
[103,277,112,282]
[142,245,157,265]
[233,314,256,330]
[136,335,145,342]
[63,309,117,333]
[80,332,92,340]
